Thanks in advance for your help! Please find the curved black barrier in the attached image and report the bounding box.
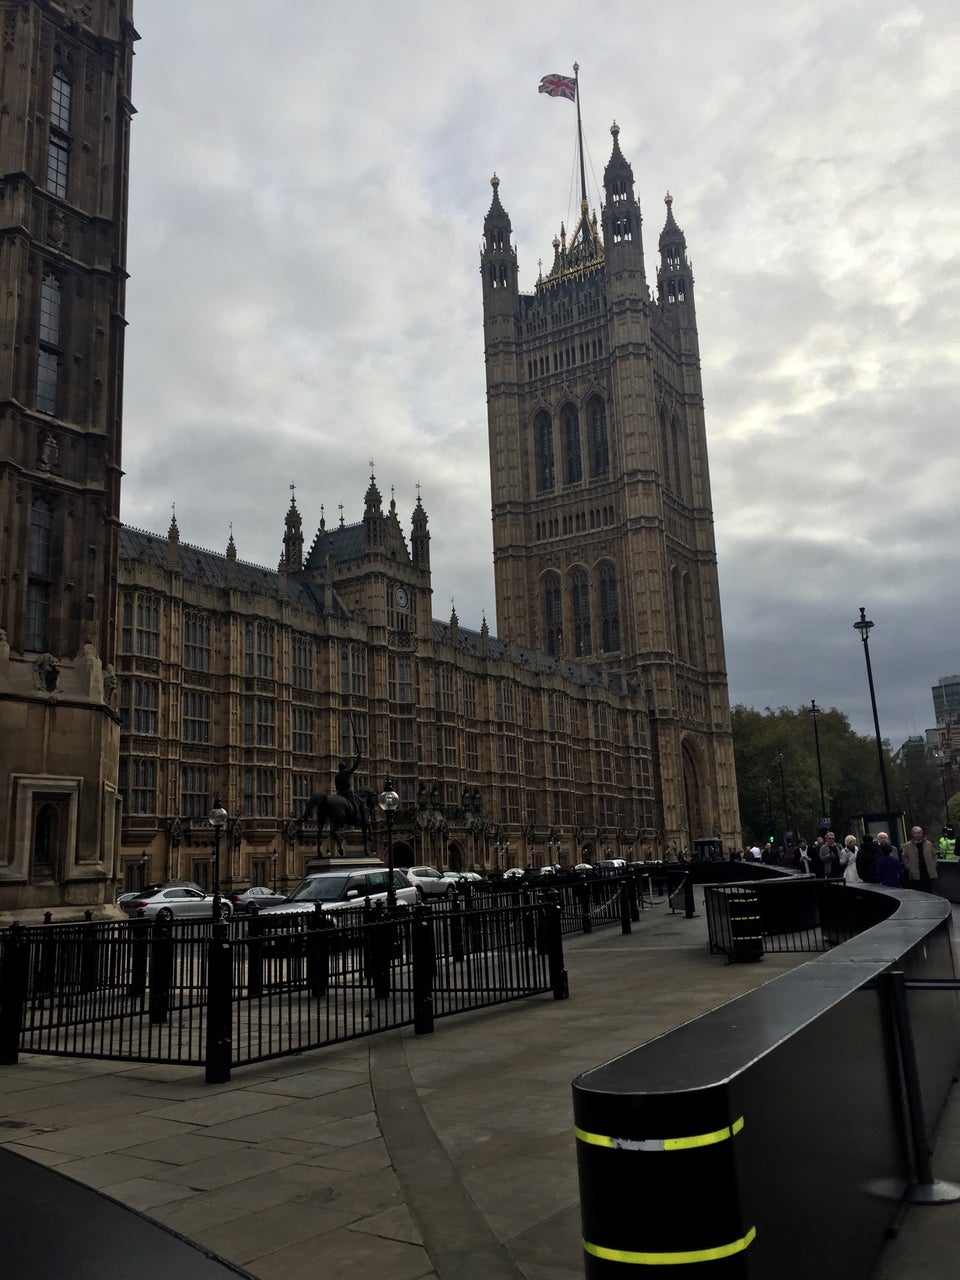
[572,888,960,1278]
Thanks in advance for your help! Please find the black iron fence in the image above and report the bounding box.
[0,897,567,1082]
[704,876,897,960]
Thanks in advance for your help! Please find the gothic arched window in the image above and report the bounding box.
[535,410,555,493]
[563,405,582,485]
[599,563,620,653]
[571,569,591,655]
[46,70,71,198]
[543,573,562,656]
[37,274,62,414]
[588,396,609,479]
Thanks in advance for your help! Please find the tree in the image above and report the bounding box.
[732,704,899,847]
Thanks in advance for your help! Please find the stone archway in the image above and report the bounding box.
[446,843,463,872]
[681,738,705,847]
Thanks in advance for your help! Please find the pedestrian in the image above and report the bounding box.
[902,826,938,892]
[939,826,957,860]
[840,835,863,885]
[794,838,812,875]
[876,840,904,888]
[856,833,880,883]
[819,831,842,879]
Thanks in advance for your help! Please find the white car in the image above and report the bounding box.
[442,870,483,883]
[260,867,416,916]
[401,866,457,899]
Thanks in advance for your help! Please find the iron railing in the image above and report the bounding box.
[0,897,567,1082]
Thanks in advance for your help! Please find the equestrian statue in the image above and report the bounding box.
[301,748,377,856]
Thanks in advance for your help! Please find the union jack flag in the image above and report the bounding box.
[538,73,576,102]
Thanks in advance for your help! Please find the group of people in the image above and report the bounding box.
[787,827,941,891]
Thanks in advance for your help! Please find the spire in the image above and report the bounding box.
[411,488,430,572]
[481,173,518,309]
[282,485,303,571]
[601,121,643,277]
[166,504,180,570]
[657,191,692,309]
[364,470,384,550]
[225,525,237,587]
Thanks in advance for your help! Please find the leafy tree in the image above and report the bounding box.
[732,704,901,847]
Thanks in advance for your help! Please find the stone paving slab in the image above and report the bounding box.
[3,897,956,1279]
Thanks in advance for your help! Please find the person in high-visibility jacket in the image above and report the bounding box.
[939,826,957,859]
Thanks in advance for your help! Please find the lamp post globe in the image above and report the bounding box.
[208,794,228,921]
[378,780,400,908]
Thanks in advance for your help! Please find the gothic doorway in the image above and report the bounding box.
[681,739,705,848]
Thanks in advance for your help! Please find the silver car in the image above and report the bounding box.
[120,886,233,921]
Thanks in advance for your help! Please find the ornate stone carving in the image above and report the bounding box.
[37,431,59,472]
[36,652,61,693]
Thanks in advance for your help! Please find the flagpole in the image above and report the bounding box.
[576,63,591,209]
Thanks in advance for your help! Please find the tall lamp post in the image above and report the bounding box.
[208,794,227,921]
[853,607,892,822]
[378,778,399,908]
[810,699,827,824]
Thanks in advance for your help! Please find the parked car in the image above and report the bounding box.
[259,867,417,916]
[119,886,233,921]
[400,866,457,900]
[442,870,483,883]
[595,858,627,871]
[116,880,205,906]
[228,885,288,914]
[524,866,556,883]
[502,867,525,880]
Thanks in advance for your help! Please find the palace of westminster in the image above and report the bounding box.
[0,1,739,914]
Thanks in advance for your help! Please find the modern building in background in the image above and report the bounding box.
[0,6,740,907]
[0,0,137,913]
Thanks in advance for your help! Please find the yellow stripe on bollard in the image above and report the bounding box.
[583,1224,757,1265]
[574,1115,744,1152]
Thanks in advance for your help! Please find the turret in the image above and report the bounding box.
[602,122,645,280]
[411,492,430,572]
[480,174,519,320]
[363,472,384,551]
[282,489,303,571]
[657,192,694,315]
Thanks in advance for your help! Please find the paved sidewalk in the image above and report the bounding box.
[1,896,957,1278]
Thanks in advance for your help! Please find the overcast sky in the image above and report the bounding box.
[121,1,959,752]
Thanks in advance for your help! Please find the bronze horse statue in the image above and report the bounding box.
[302,787,378,856]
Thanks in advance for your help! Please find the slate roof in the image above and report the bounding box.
[118,526,347,618]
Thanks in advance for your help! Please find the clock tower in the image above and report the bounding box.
[0,0,138,914]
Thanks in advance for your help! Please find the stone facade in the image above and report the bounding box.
[0,10,739,907]
[116,486,660,893]
[0,0,136,914]
[480,124,740,858]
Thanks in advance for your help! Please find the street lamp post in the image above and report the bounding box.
[272,851,279,892]
[378,778,399,908]
[207,794,228,921]
[776,749,790,847]
[854,607,892,823]
[810,699,827,824]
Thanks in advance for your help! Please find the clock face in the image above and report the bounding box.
[395,587,409,608]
